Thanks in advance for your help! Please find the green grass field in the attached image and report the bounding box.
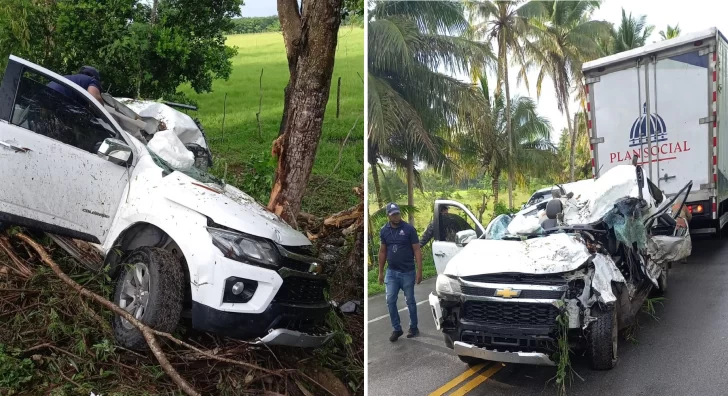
[367,184,541,295]
[180,27,364,217]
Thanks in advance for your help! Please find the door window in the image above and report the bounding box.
[10,70,115,153]
[435,204,480,242]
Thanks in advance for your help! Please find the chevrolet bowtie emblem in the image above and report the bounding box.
[495,288,521,298]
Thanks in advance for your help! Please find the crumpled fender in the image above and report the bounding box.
[590,254,626,304]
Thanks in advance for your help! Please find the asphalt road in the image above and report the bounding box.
[367,236,728,396]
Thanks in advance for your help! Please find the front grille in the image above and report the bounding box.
[462,301,559,326]
[461,273,566,286]
[280,257,311,272]
[281,245,313,256]
[461,286,563,299]
[274,276,327,303]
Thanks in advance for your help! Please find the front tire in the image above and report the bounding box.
[111,247,184,350]
[588,306,618,370]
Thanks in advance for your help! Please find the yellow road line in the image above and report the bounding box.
[428,363,488,396]
[449,363,505,396]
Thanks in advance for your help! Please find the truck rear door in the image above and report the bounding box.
[591,47,710,197]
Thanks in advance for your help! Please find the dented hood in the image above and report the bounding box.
[160,173,311,247]
[443,233,591,277]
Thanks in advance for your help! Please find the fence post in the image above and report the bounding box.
[336,77,341,118]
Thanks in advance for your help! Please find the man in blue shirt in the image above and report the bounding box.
[47,66,104,105]
[378,203,423,341]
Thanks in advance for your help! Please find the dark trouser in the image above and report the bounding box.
[385,268,418,332]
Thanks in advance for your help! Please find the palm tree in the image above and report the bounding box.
[528,0,610,182]
[458,76,556,204]
[368,1,493,225]
[610,8,655,54]
[468,0,546,209]
[659,24,681,41]
[556,110,591,182]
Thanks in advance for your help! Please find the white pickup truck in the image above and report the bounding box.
[0,55,332,349]
[429,166,691,369]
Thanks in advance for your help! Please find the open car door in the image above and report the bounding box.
[0,56,135,244]
[431,200,485,274]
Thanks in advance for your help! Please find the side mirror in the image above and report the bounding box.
[456,229,477,246]
[98,138,132,165]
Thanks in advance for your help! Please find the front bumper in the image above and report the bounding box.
[192,300,333,347]
[257,329,334,348]
[454,341,555,366]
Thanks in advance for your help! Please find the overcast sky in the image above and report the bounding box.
[502,0,728,142]
[240,0,277,17]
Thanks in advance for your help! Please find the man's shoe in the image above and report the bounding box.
[389,330,404,342]
[407,328,419,338]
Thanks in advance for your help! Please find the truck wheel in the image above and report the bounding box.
[111,247,184,350]
[458,355,482,366]
[588,306,618,370]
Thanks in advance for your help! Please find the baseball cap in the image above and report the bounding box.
[386,202,400,215]
[79,66,102,85]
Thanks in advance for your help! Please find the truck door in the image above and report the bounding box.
[0,57,133,244]
[431,200,485,274]
[592,49,709,198]
[646,50,710,195]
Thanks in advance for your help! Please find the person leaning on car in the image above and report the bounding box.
[47,66,104,105]
[419,203,474,246]
[378,203,423,342]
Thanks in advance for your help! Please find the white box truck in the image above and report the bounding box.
[583,27,728,234]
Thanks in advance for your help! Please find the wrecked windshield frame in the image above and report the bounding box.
[147,148,224,187]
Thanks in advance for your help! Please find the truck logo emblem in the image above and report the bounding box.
[629,103,667,147]
[495,288,521,298]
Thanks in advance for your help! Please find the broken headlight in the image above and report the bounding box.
[436,274,461,296]
[207,227,279,268]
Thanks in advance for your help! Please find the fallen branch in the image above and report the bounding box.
[24,343,82,361]
[14,233,282,376]
[16,233,200,396]
[0,236,33,279]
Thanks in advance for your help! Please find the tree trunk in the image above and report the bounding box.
[503,46,514,210]
[566,103,576,182]
[269,0,343,225]
[406,152,415,226]
[370,161,383,208]
[368,143,383,207]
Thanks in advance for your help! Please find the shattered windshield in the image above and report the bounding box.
[148,149,224,187]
